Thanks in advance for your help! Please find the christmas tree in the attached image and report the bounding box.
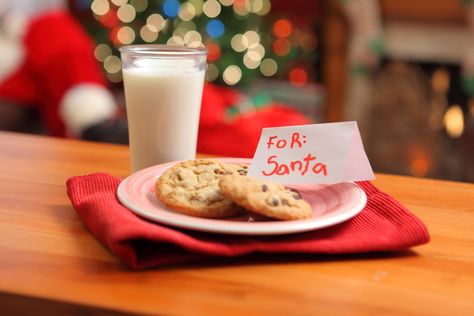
[72,0,318,87]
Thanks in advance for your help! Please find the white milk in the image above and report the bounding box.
[122,67,205,172]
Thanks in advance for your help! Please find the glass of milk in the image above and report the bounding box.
[119,45,207,173]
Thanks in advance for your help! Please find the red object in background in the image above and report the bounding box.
[197,84,312,158]
[0,10,108,137]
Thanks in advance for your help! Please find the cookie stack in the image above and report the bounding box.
[155,160,312,221]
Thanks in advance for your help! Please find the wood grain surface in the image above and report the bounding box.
[0,131,473,315]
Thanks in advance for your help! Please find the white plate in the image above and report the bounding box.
[117,158,367,235]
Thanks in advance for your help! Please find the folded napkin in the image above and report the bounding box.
[66,173,429,269]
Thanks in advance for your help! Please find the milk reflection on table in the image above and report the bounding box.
[122,54,205,173]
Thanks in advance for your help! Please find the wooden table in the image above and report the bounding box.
[0,131,473,315]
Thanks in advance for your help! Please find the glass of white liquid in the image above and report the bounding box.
[120,45,207,173]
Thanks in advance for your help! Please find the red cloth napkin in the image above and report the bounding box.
[66,173,429,269]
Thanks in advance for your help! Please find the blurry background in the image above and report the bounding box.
[0,0,472,182]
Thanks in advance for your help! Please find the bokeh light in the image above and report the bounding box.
[117,4,136,23]
[233,0,249,16]
[91,0,110,16]
[130,0,149,12]
[206,19,225,38]
[444,105,465,138]
[203,0,222,18]
[231,34,248,52]
[260,58,277,76]
[104,55,122,74]
[273,19,292,38]
[184,30,202,47]
[189,0,205,15]
[179,2,196,21]
[223,65,242,85]
[206,42,221,62]
[140,25,159,42]
[111,0,127,6]
[146,14,166,32]
[94,43,112,62]
[206,63,219,81]
[117,26,136,44]
[243,52,261,69]
[167,35,185,45]
[289,67,308,86]
[219,0,235,6]
[163,0,180,18]
[273,38,292,56]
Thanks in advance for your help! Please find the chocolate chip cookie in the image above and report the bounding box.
[218,174,312,220]
[155,159,248,218]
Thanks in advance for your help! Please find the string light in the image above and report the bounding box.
[117,4,136,23]
[223,65,242,85]
[243,52,261,69]
[130,0,149,12]
[184,30,202,47]
[233,0,249,16]
[231,34,248,52]
[219,0,235,6]
[111,0,127,6]
[91,0,110,16]
[203,0,222,18]
[179,2,196,21]
[246,0,264,14]
[256,0,271,15]
[104,55,122,74]
[289,67,308,86]
[117,26,136,44]
[146,14,166,32]
[273,19,292,38]
[94,43,112,62]
[163,0,180,18]
[140,25,158,42]
[260,58,277,76]
[206,63,219,81]
[206,19,225,38]
[167,35,185,45]
[444,105,465,138]
[273,38,291,56]
[189,0,205,15]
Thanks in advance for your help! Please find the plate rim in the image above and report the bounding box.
[117,158,367,235]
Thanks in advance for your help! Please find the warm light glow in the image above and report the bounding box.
[206,42,221,62]
[231,34,247,52]
[244,31,260,47]
[130,0,149,12]
[246,0,263,13]
[256,0,271,15]
[273,38,291,56]
[289,68,308,86]
[117,4,136,23]
[219,0,234,6]
[233,0,249,16]
[117,26,136,44]
[104,55,122,74]
[260,58,277,76]
[91,0,110,16]
[243,52,261,69]
[443,105,465,138]
[111,0,127,6]
[140,25,158,42]
[189,0,204,15]
[431,68,450,93]
[94,44,112,62]
[223,65,242,85]
[179,2,196,21]
[107,71,123,83]
[203,0,221,18]
[147,14,166,32]
[167,35,185,45]
[300,33,318,52]
[206,63,219,81]
[410,158,429,177]
[273,19,292,38]
[248,43,265,59]
[184,30,202,47]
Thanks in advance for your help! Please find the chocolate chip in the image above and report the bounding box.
[293,193,302,200]
[238,169,247,175]
[261,184,268,192]
[266,197,279,206]
[282,199,289,206]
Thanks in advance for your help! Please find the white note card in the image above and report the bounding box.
[248,122,375,184]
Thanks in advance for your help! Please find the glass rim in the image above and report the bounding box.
[119,44,207,57]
